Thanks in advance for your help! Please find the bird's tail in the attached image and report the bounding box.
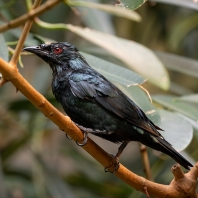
[137,133,193,170]
[156,137,193,170]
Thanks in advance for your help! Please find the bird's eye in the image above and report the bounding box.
[54,47,63,55]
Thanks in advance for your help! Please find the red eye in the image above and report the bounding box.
[54,47,63,55]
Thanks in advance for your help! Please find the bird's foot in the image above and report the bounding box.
[104,153,120,173]
[65,133,72,140]
[76,132,88,146]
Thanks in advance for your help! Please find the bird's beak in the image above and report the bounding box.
[22,46,49,57]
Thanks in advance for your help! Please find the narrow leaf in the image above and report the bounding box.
[153,95,198,121]
[177,94,198,104]
[68,1,141,22]
[155,51,198,79]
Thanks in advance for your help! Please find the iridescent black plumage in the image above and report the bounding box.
[23,42,193,170]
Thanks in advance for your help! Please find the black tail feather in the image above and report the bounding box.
[157,137,193,170]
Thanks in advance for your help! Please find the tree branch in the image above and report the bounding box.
[0,0,63,33]
[139,143,152,181]
[9,0,42,66]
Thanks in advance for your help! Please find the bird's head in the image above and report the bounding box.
[22,42,85,74]
[23,42,80,63]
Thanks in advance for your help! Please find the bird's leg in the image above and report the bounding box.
[76,132,88,146]
[105,141,129,173]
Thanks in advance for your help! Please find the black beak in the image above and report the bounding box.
[22,45,40,53]
[22,46,49,57]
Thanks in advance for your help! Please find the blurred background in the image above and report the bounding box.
[0,0,198,197]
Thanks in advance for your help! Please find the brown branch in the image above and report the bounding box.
[139,143,152,181]
[0,0,63,33]
[0,57,198,197]
[9,0,42,66]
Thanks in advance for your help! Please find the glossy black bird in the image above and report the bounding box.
[23,42,193,171]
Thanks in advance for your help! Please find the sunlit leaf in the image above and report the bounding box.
[149,0,198,10]
[155,51,198,79]
[81,52,146,86]
[153,95,198,121]
[159,109,193,151]
[66,25,170,90]
[68,1,141,22]
[119,0,147,10]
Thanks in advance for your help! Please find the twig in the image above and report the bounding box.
[9,0,42,66]
[139,143,152,181]
[0,0,63,33]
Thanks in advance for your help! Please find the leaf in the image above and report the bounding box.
[81,52,146,86]
[152,95,198,121]
[149,0,198,11]
[155,51,198,79]
[68,1,141,22]
[119,0,147,10]
[177,94,198,104]
[159,109,193,151]
[66,25,170,90]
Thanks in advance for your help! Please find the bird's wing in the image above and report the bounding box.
[69,70,162,136]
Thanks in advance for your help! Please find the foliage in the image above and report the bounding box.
[0,0,198,197]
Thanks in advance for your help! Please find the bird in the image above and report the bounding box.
[23,42,193,171]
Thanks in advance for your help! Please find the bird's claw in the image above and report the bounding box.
[65,133,72,140]
[104,153,120,173]
[76,132,88,146]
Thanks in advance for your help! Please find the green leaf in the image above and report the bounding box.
[149,0,198,10]
[177,94,198,104]
[68,1,141,21]
[81,52,146,86]
[153,95,198,121]
[155,51,198,79]
[67,25,170,90]
[159,109,193,151]
[119,0,147,10]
